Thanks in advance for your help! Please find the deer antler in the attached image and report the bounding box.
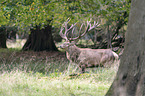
[59,18,100,42]
[59,18,77,41]
[69,21,99,41]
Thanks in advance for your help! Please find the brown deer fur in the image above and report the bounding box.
[59,41,119,73]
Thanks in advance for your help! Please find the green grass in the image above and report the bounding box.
[0,40,119,96]
[0,70,113,96]
[0,69,116,96]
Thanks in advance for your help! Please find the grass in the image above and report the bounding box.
[0,39,119,96]
[0,70,113,96]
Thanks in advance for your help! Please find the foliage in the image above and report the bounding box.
[0,0,82,28]
[0,2,10,26]
[0,0,131,49]
[82,0,131,48]
[0,0,131,27]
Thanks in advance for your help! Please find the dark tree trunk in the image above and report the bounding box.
[0,27,7,48]
[22,25,58,51]
[106,0,145,96]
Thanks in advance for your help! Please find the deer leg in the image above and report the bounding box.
[81,65,86,73]
[79,64,86,73]
[100,55,108,66]
[100,55,114,67]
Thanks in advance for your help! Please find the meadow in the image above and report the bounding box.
[0,39,119,96]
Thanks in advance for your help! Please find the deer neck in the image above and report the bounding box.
[66,45,81,62]
[67,45,80,53]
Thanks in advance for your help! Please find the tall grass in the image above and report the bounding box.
[0,40,119,96]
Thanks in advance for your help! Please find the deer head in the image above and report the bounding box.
[59,19,99,50]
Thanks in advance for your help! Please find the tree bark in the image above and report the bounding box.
[106,0,145,96]
[107,24,112,49]
[0,27,7,48]
[22,25,58,51]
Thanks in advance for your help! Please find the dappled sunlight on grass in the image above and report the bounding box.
[6,39,26,49]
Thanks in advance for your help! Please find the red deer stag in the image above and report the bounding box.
[59,19,119,73]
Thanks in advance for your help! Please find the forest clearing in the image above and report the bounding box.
[0,40,119,96]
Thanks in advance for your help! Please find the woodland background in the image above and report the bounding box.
[0,0,131,96]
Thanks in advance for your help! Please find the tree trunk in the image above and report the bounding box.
[106,0,145,96]
[0,27,7,48]
[22,25,58,51]
[107,24,112,49]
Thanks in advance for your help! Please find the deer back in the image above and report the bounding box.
[77,48,118,67]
